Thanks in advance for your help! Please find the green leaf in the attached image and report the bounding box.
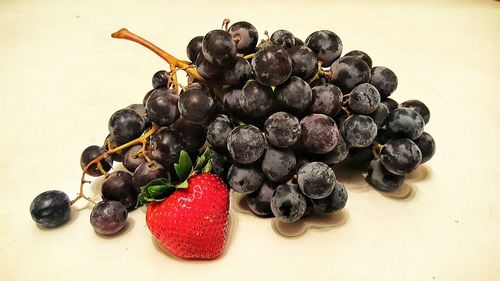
[177,180,189,189]
[194,147,211,171]
[174,150,193,182]
[202,160,212,173]
[135,177,175,206]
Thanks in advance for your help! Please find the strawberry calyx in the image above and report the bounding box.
[136,148,212,206]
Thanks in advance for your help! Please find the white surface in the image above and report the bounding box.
[1,0,499,280]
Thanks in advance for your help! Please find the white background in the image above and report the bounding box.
[1,0,499,280]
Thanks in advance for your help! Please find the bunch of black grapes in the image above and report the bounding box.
[30,21,436,231]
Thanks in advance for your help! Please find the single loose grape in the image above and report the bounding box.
[30,190,71,228]
[90,200,128,236]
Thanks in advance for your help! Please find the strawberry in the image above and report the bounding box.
[138,148,230,259]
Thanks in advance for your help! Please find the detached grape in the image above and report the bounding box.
[90,201,128,236]
[30,190,71,228]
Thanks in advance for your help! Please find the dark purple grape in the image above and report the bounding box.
[413,132,435,164]
[207,114,234,149]
[30,190,71,228]
[102,171,136,210]
[380,138,422,175]
[344,50,372,68]
[148,128,185,168]
[312,181,347,213]
[152,70,170,89]
[252,45,292,86]
[264,112,301,148]
[186,36,203,62]
[246,182,276,217]
[287,45,318,80]
[271,183,307,223]
[348,146,374,170]
[386,107,425,140]
[310,83,343,116]
[322,135,348,165]
[305,30,343,67]
[123,145,146,172]
[400,99,430,124]
[382,98,399,112]
[223,88,244,116]
[108,108,145,145]
[132,161,169,194]
[143,89,154,105]
[195,53,222,80]
[178,88,217,124]
[343,115,377,148]
[366,160,405,192]
[370,66,398,99]
[240,80,275,119]
[127,103,146,119]
[330,56,370,94]
[375,127,391,145]
[227,125,266,164]
[90,200,128,235]
[202,30,237,66]
[348,83,381,114]
[145,88,179,126]
[228,21,258,55]
[275,76,312,114]
[171,117,207,153]
[294,37,304,46]
[104,134,124,162]
[80,145,112,177]
[223,57,253,87]
[261,147,296,183]
[271,29,295,48]
[300,114,339,154]
[368,103,390,127]
[297,162,336,199]
[209,149,228,177]
[227,163,264,194]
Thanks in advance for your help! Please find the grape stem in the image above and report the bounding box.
[243,53,255,60]
[70,124,160,205]
[111,28,203,81]
[372,142,383,159]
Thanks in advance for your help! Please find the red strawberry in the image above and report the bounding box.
[145,172,229,259]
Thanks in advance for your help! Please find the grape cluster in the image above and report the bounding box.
[29,20,436,233]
